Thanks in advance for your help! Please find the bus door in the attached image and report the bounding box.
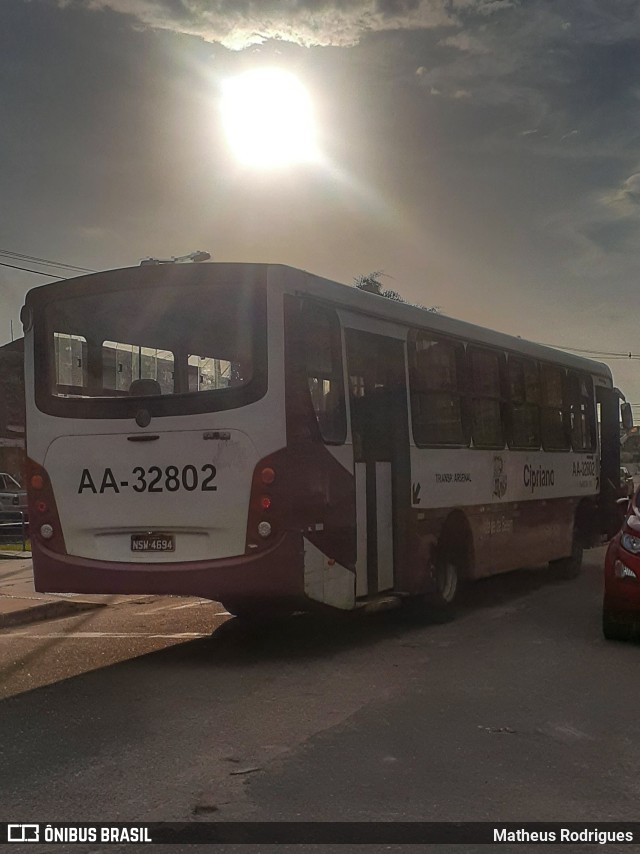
[345,329,410,598]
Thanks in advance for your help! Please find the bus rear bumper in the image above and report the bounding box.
[32,533,306,609]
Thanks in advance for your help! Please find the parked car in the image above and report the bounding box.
[0,472,27,512]
[620,466,635,498]
[603,488,640,640]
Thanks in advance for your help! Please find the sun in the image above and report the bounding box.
[221,68,318,168]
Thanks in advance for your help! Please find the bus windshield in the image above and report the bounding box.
[35,277,267,418]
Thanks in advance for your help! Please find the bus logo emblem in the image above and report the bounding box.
[493,456,507,499]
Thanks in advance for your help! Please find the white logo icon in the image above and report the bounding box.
[8,825,40,843]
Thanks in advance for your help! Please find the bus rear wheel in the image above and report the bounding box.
[407,539,463,623]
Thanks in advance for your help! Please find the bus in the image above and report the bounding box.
[21,263,626,620]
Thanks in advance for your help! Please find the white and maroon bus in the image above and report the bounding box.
[22,263,624,619]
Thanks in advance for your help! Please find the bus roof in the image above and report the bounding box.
[25,262,613,386]
[274,264,613,385]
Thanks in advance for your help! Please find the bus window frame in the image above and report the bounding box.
[408,329,470,449]
[285,297,347,446]
[567,370,597,453]
[30,271,268,421]
[468,344,506,451]
[540,363,571,452]
[506,355,541,451]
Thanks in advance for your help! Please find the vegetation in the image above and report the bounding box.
[353,271,404,301]
[0,540,30,552]
[353,271,439,312]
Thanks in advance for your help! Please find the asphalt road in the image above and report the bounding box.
[0,595,229,699]
[1,547,639,853]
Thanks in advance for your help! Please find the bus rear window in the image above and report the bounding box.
[37,277,266,418]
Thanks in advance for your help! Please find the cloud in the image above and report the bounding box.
[476,0,516,15]
[47,0,463,49]
[542,168,640,281]
[438,31,489,52]
[603,171,640,216]
[414,1,640,135]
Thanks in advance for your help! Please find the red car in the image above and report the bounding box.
[620,466,635,499]
[603,490,640,641]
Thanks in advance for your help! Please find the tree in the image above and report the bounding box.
[353,271,403,301]
[353,271,439,311]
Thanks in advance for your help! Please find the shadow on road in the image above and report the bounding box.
[0,557,602,708]
[456,560,578,611]
[174,559,593,667]
[0,559,607,797]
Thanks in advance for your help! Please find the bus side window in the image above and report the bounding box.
[541,364,570,450]
[469,347,505,449]
[102,342,175,396]
[507,356,540,449]
[187,356,240,391]
[408,331,468,447]
[52,333,88,397]
[301,303,346,445]
[567,371,596,452]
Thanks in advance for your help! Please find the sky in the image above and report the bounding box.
[1,0,640,412]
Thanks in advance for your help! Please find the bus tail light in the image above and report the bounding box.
[25,458,67,554]
[258,521,272,538]
[246,454,286,552]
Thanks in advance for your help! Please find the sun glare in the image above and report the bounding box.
[221,69,318,168]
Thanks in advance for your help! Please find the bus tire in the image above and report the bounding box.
[602,610,635,642]
[408,530,467,623]
[550,526,584,580]
[431,541,463,620]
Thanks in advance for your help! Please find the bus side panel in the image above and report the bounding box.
[466,497,576,578]
[406,496,578,589]
[281,296,357,608]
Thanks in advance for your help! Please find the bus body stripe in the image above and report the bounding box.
[376,462,394,592]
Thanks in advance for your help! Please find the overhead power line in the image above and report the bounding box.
[0,260,64,278]
[0,249,95,274]
[1,257,639,362]
[535,341,640,360]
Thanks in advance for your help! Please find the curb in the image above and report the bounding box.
[0,553,32,561]
[0,599,106,629]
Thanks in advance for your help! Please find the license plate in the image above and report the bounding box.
[131,533,175,552]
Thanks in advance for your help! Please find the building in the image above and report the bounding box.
[0,338,25,480]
